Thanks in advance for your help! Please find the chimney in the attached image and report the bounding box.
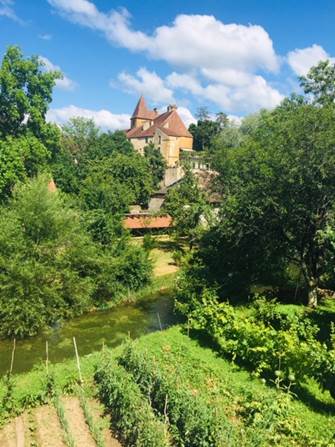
[167,104,177,112]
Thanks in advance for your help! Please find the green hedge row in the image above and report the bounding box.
[119,344,229,447]
[94,359,171,447]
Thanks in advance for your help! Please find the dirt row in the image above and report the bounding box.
[0,396,121,447]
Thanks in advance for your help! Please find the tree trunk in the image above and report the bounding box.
[307,278,318,307]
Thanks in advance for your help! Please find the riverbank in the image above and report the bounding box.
[0,272,179,376]
[1,326,333,446]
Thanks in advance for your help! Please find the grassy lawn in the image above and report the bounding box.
[132,235,180,277]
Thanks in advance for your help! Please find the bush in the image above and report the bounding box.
[94,358,170,447]
[119,343,228,447]
[187,290,335,399]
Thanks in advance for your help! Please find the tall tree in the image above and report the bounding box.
[189,109,231,151]
[184,99,335,306]
[300,60,335,106]
[0,45,60,139]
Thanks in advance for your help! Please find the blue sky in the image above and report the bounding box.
[1,0,335,129]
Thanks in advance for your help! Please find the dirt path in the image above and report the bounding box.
[61,396,96,447]
[35,405,66,447]
[15,416,24,447]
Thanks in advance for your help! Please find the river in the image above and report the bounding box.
[0,289,178,376]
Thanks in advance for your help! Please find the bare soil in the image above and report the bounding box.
[0,419,16,447]
[0,396,123,447]
[34,405,66,447]
[61,396,96,447]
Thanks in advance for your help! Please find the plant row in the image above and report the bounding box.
[118,344,230,447]
[94,359,171,447]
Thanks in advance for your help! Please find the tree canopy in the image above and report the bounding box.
[300,60,335,106]
[181,99,335,307]
[0,45,60,140]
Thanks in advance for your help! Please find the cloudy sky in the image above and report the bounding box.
[1,0,334,129]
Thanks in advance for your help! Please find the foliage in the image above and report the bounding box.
[143,233,156,252]
[0,326,333,445]
[188,100,335,305]
[53,392,76,447]
[189,117,221,151]
[52,119,136,195]
[183,290,335,399]
[0,135,49,200]
[119,343,228,447]
[144,143,166,189]
[0,45,60,141]
[300,60,335,106]
[163,167,209,247]
[77,386,106,447]
[0,175,152,337]
[95,359,170,447]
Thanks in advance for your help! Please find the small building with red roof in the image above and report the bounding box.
[126,96,193,167]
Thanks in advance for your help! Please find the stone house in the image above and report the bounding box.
[126,96,193,167]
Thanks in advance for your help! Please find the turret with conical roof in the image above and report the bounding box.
[130,96,157,129]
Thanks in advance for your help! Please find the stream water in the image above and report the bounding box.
[0,290,177,376]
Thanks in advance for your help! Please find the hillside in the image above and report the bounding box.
[1,326,334,446]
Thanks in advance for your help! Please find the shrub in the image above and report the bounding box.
[188,290,335,399]
[94,358,170,447]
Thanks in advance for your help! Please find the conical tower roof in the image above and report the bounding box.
[131,96,156,119]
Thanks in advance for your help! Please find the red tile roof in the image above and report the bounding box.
[127,102,192,140]
[123,214,172,229]
[131,96,157,120]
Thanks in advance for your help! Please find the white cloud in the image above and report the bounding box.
[176,106,196,127]
[39,33,52,40]
[167,72,203,95]
[49,0,284,114]
[117,68,174,103]
[287,44,333,76]
[0,0,22,23]
[48,1,279,74]
[39,56,76,90]
[167,71,283,113]
[47,105,130,130]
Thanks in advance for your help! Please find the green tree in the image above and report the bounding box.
[144,143,166,189]
[0,175,96,337]
[0,135,49,200]
[0,45,61,140]
[188,99,335,306]
[300,60,335,106]
[163,167,209,247]
[189,109,230,151]
[52,120,135,194]
[0,175,152,337]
